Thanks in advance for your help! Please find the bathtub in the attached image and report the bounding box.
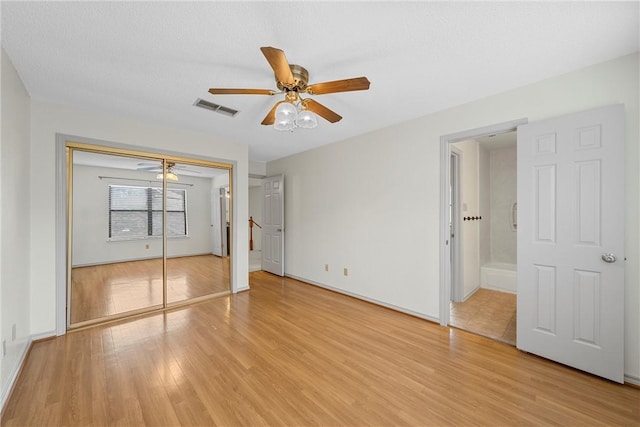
[480,262,517,294]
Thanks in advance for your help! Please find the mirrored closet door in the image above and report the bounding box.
[68,144,232,329]
[165,161,231,304]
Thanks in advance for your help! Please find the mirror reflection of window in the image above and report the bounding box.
[70,151,164,325]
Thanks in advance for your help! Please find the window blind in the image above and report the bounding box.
[109,185,187,239]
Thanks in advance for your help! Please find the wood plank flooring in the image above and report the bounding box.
[71,255,230,324]
[3,271,639,426]
[450,288,517,345]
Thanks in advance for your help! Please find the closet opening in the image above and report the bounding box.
[67,142,233,330]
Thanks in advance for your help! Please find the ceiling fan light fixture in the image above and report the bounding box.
[275,101,297,121]
[274,118,294,131]
[296,109,318,129]
[208,47,369,128]
[156,171,179,181]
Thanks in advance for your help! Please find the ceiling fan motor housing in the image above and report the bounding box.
[276,64,309,92]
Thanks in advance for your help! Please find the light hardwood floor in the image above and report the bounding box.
[450,288,517,345]
[71,255,230,324]
[3,271,638,426]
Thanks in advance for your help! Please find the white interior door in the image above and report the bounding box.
[517,104,625,383]
[262,174,284,276]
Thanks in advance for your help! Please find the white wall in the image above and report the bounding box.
[489,146,517,264]
[30,100,249,336]
[451,140,480,298]
[478,144,491,268]
[72,164,215,266]
[0,49,31,406]
[267,53,640,381]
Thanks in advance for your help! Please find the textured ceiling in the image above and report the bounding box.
[2,1,638,162]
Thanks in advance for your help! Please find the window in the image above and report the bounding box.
[109,185,187,239]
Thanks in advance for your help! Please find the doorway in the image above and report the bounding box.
[67,142,233,329]
[448,132,518,345]
[441,106,625,383]
[248,178,264,272]
[439,118,526,338]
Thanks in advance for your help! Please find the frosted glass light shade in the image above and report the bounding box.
[275,102,297,121]
[296,110,318,129]
[156,172,178,181]
[274,118,294,131]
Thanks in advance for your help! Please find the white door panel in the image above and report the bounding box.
[262,175,284,276]
[517,104,624,383]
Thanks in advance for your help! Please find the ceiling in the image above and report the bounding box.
[2,2,638,163]
[476,131,516,151]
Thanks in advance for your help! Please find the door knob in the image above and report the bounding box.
[601,253,616,263]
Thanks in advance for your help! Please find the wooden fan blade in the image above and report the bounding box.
[260,47,295,86]
[306,77,370,95]
[209,88,275,95]
[261,101,285,125]
[303,99,342,123]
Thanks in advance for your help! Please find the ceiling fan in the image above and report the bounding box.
[137,162,200,181]
[208,46,370,128]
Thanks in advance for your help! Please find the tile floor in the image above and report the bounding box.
[450,288,517,346]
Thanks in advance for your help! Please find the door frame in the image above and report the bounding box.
[220,186,230,257]
[449,147,463,302]
[55,134,237,334]
[439,118,527,326]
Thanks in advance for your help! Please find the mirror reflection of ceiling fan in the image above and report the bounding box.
[208,46,370,129]
[137,162,201,181]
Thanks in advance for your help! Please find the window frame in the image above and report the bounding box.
[108,184,188,241]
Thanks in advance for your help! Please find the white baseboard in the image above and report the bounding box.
[72,252,215,268]
[31,330,57,341]
[462,285,480,302]
[235,285,250,293]
[285,274,440,324]
[1,330,56,412]
[624,374,640,387]
[1,340,32,412]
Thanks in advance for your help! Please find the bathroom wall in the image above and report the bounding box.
[489,146,517,264]
[478,144,491,267]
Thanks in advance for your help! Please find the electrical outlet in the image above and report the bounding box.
[343,268,348,276]
[145,244,150,250]
[325,264,329,272]
[12,324,16,341]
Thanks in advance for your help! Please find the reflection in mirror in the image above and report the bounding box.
[70,151,165,324]
[166,162,231,304]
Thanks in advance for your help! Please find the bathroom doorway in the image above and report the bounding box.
[447,130,518,345]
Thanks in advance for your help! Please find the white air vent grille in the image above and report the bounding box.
[194,98,238,117]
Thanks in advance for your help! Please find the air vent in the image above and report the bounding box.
[194,98,239,117]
